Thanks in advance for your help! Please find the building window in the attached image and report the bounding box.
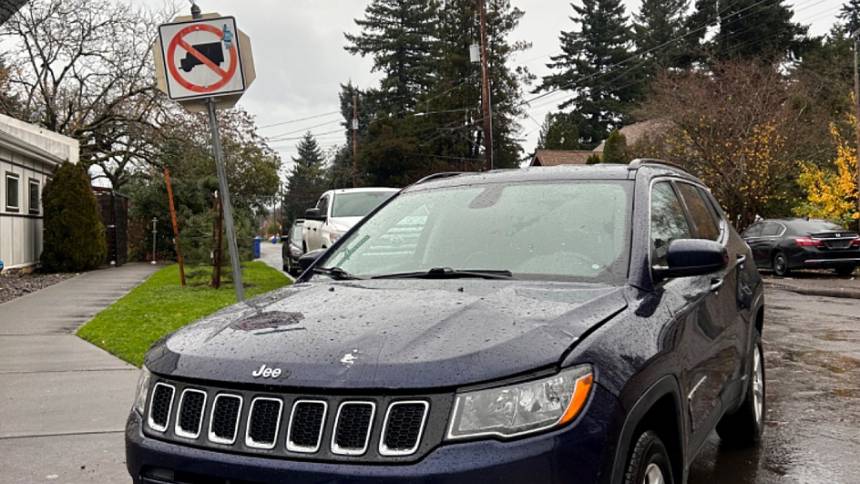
[29,179,40,215]
[5,172,19,212]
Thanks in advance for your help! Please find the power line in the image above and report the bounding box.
[257,111,341,130]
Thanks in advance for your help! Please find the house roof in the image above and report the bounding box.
[594,119,672,152]
[530,150,595,167]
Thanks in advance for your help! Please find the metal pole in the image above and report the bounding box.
[477,0,494,171]
[352,94,359,187]
[151,217,158,265]
[207,97,245,301]
[854,33,860,232]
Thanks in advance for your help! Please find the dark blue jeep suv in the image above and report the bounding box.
[127,160,765,484]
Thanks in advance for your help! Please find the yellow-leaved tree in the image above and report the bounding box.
[795,123,859,226]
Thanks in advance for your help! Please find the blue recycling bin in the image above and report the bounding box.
[252,236,262,259]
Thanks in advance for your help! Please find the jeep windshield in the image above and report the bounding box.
[317,181,632,283]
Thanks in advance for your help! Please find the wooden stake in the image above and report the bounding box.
[163,167,186,287]
[211,192,223,289]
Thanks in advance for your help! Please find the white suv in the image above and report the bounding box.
[302,187,398,251]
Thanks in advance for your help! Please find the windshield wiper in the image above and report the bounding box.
[371,267,513,280]
[312,266,364,280]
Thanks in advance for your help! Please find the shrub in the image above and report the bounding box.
[601,130,629,164]
[41,162,106,272]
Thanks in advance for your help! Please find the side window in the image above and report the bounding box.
[317,195,329,216]
[761,222,782,237]
[677,183,720,241]
[5,172,19,212]
[651,182,691,266]
[28,179,40,215]
[743,223,763,238]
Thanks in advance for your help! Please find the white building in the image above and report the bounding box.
[0,114,79,271]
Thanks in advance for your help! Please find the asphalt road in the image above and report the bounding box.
[688,289,860,483]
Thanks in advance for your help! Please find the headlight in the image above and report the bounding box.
[133,366,152,415]
[446,365,593,440]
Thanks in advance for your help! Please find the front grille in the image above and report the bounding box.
[380,401,429,456]
[287,400,327,453]
[209,394,242,444]
[246,398,283,449]
[175,389,206,438]
[143,377,444,463]
[332,402,375,455]
[148,383,175,432]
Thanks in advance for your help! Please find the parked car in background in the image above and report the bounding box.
[127,161,765,484]
[742,218,860,276]
[302,188,398,251]
[282,219,305,276]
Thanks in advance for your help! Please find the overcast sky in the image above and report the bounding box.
[144,0,840,175]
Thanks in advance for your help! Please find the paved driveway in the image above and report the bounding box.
[0,264,157,484]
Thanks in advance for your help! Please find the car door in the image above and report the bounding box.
[756,222,785,268]
[742,223,767,266]
[306,194,329,251]
[649,181,724,446]
[676,183,744,414]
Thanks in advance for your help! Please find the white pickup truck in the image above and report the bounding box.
[302,187,398,251]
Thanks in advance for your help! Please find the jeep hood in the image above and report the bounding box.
[146,280,628,390]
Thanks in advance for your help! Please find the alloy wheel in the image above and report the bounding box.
[752,346,764,425]
[643,463,665,484]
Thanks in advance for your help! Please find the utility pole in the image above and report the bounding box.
[854,31,860,231]
[163,167,186,287]
[352,94,359,187]
[477,0,494,171]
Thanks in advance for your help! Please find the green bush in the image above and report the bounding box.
[40,162,107,272]
[602,130,629,164]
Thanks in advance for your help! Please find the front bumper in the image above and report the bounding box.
[127,384,622,484]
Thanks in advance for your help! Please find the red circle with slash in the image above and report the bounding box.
[167,23,238,93]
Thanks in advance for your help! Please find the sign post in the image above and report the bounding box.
[153,3,255,301]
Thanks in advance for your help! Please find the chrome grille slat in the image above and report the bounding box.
[379,401,429,456]
[286,400,327,453]
[331,402,375,456]
[245,397,283,449]
[208,394,243,445]
[147,383,175,432]
[174,388,207,439]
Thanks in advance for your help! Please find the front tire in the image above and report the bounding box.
[623,430,675,484]
[716,337,765,447]
[772,252,790,277]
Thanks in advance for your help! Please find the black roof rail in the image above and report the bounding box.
[627,158,690,173]
[412,172,465,185]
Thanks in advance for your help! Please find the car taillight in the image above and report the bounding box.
[794,237,823,247]
[852,237,860,247]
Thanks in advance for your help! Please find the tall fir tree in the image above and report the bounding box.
[538,0,636,148]
[344,0,439,115]
[710,0,807,61]
[537,113,580,150]
[283,132,327,225]
[633,0,692,73]
[840,0,860,35]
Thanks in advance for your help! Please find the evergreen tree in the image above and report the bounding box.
[538,0,636,148]
[41,162,107,272]
[711,0,807,61]
[283,133,327,226]
[537,113,580,150]
[840,0,860,36]
[601,130,629,164]
[633,0,692,72]
[345,0,439,115]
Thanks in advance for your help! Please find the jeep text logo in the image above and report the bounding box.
[251,364,282,379]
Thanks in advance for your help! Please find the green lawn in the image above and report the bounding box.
[77,262,290,367]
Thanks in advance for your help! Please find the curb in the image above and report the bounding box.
[764,281,860,300]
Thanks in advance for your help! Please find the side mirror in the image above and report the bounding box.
[298,249,326,273]
[654,239,728,280]
[304,208,324,220]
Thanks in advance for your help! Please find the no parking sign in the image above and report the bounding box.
[153,14,255,110]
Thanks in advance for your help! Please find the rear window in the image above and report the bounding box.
[788,220,844,234]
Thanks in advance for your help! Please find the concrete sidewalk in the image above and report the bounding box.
[259,241,295,282]
[0,264,158,484]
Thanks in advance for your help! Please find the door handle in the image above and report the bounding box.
[736,254,747,268]
[710,278,724,292]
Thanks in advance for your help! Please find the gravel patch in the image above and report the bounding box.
[0,272,77,305]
